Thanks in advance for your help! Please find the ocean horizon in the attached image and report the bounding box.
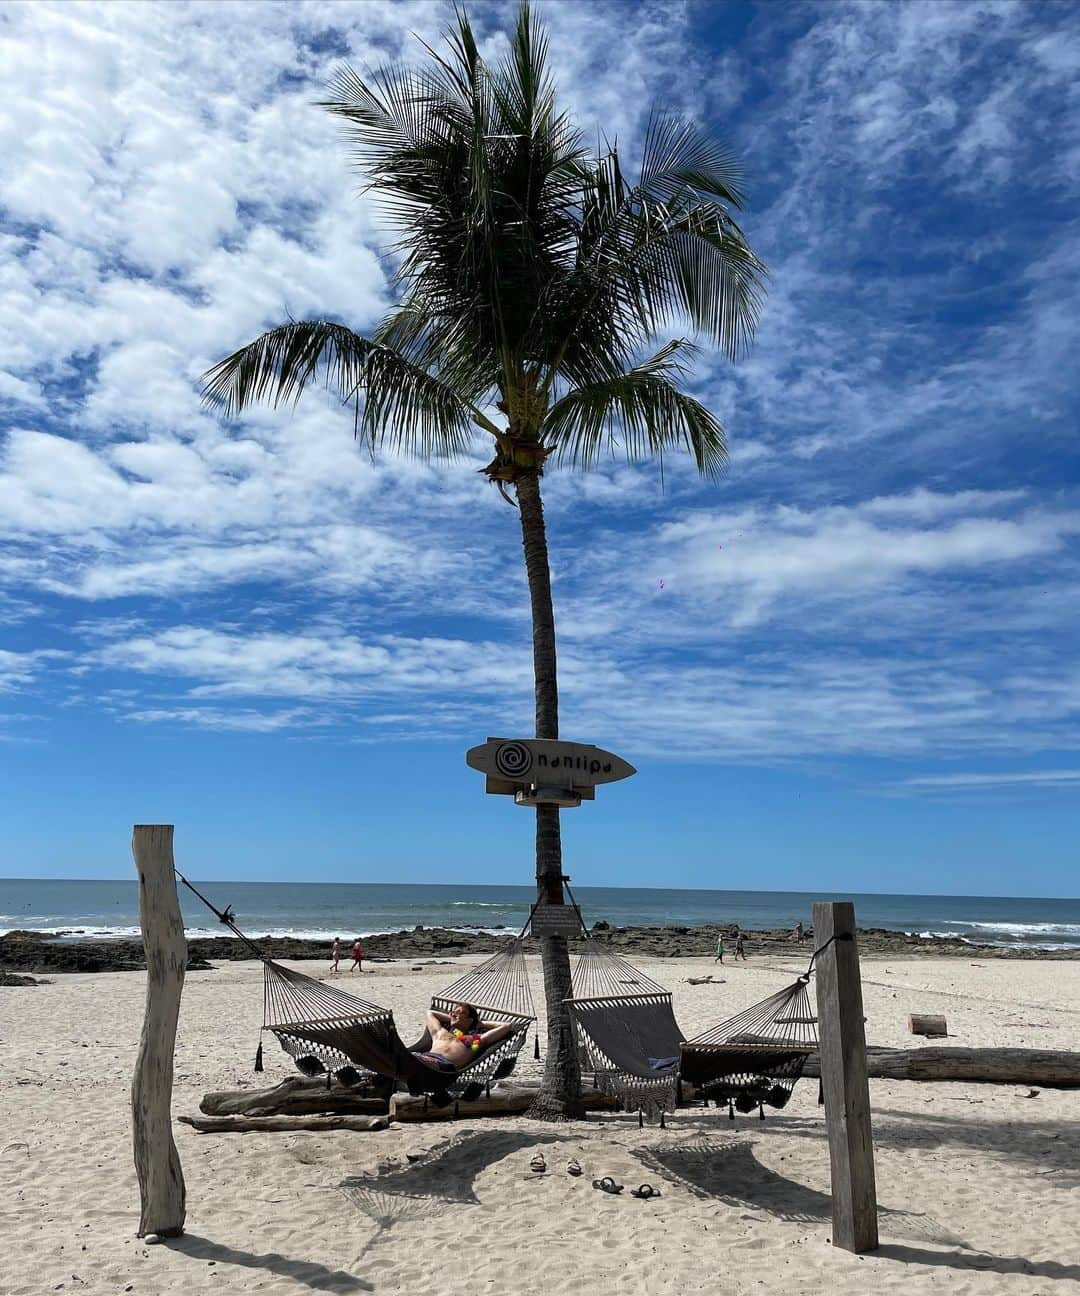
[2,877,1079,952]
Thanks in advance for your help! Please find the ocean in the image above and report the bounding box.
[2,878,1079,952]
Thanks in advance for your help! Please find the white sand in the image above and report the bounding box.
[3,951,1079,1295]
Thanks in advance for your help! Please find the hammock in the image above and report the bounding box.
[679,974,818,1119]
[176,872,535,1103]
[563,889,684,1121]
[262,943,536,1103]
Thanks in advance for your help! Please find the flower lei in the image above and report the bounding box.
[452,1027,483,1052]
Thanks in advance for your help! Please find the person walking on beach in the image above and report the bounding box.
[734,931,747,960]
[714,933,724,964]
[350,937,364,973]
[330,937,341,974]
[792,921,804,941]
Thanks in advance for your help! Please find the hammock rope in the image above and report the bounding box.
[175,872,537,1101]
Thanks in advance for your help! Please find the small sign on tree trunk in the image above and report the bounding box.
[531,905,585,937]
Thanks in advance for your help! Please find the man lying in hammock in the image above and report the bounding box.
[411,1002,514,1074]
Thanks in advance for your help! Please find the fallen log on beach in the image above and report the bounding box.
[803,1046,1080,1089]
[907,1013,948,1037]
[389,1084,622,1122]
[200,1075,389,1117]
[179,1114,389,1133]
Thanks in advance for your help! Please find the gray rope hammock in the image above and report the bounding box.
[564,885,838,1123]
[679,975,819,1119]
[562,884,685,1122]
[175,872,536,1104]
[678,936,850,1119]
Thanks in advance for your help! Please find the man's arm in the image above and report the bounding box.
[426,1009,449,1036]
[477,1020,514,1049]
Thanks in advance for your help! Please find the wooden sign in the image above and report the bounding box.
[466,738,636,792]
[530,904,584,938]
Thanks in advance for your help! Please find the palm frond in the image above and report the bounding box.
[540,339,728,478]
[202,320,370,417]
[201,320,475,459]
[639,110,747,208]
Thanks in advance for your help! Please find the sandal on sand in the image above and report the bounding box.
[567,1158,583,1177]
[630,1183,660,1200]
[530,1153,548,1175]
[592,1176,623,1194]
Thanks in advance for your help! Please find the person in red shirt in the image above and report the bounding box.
[349,938,364,973]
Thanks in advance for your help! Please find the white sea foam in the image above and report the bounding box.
[963,921,1080,935]
[908,925,1080,950]
[448,901,523,908]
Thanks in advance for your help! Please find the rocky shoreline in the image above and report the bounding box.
[1,921,1076,976]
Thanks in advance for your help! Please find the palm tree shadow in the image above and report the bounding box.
[167,1233,371,1293]
[857,1106,1080,1190]
[633,1138,968,1248]
[876,1243,1080,1283]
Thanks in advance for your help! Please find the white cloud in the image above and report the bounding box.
[555,491,1080,638]
[0,647,65,693]
[1,0,1078,781]
[899,770,1080,790]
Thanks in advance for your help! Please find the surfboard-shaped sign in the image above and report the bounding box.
[466,737,636,795]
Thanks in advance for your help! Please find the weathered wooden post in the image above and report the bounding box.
[812,901,878,1253]
[131,825,186,1238]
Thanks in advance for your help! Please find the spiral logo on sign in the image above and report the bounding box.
[495,741,532,780]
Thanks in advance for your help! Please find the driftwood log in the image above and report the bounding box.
[197,1045,1080,1131]
[179,1114,389,1134]
[804,1046,1080,1088]
[908,1014,948,1037]
[390,1084,622,1122]
[201,1075,389,1117]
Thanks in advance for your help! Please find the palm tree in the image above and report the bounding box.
[203,1,766,1118]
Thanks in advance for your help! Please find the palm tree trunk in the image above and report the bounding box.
[515,469,583,1119]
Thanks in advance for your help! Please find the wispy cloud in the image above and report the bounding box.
[899,770,1080,791]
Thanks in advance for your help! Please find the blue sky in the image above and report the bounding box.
[1,0,1078,897]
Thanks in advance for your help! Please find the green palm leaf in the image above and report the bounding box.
[542,340,728,478]
[202,320,476,458]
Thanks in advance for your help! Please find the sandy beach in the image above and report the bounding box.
[3,950,1079,1296]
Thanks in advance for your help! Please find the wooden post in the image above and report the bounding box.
[812,901,878,1254]
[131,825,186,1238]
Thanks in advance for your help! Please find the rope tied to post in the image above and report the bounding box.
[801,931,854,981]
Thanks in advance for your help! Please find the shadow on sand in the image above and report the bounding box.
[167,1233,371,1293]
[848,1104,1080,1188]
[633,1137,968,1247]
[339,1127,564,1214]
[874,1243,1080,1283]
[636,1122,1080,1282]
[338,1126,566,1260]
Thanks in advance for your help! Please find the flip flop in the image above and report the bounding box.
[567,1158,583,1177]
[592,1176,623,1194]
[630,1183,660,1200]
[529,1152,548,1175]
